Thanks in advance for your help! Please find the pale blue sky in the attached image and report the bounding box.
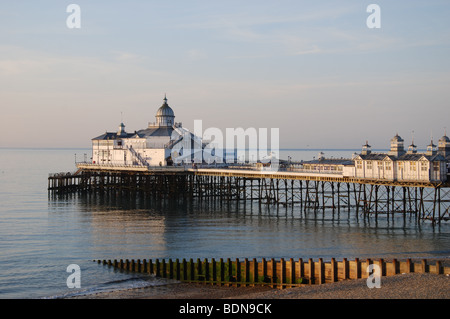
[1,1,449,149]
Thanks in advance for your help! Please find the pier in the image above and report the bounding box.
[48,98,450,224]
[48,164,450,224]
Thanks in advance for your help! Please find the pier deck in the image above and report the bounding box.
[48,164,450,224]
[74,163,448,188]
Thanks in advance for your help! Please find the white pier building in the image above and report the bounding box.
[91,96,203,167]
[353,134,449,182]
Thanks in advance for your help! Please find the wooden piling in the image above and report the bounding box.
[49,168,450,224]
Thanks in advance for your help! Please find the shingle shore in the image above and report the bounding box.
[69,272,449,299]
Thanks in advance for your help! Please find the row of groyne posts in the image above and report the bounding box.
[94,257,449,288]
[48,168,450,223]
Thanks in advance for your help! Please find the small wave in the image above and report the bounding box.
[42,276,180,299]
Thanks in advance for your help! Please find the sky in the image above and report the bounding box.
[0,0,449,149]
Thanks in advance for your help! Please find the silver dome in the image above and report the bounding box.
[156,96,175,118]
[155,95,175,126]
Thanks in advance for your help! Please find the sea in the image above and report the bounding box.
[0,148,449,299]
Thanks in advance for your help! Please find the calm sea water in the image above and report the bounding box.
[0,148,449,299]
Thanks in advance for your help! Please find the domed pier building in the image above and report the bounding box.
[91,96,204,167]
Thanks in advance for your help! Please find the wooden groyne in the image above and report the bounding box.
[94,257,450,289]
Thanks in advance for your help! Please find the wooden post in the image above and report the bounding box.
[364,258,374,279]
[169,259,173,279]
[142,259,147,273]
[182,259,187,281]
[176,259,181,280]
[162,259,167,278]
[204,258,209,282]
[331,258,337,282]
[422,259,428,273]
[290,258,295,286]
[244,258,250,286]
[227,258,233,285]
[318,258,325,284]
[262,258,267,284]
[190,258,195,281]
[435,261,442,275]
[271,258,277,288]
[378,259,385,277]
[212,258,216,285]
[298,258,304,279]
[308,258,314,285]
[155,259,160,277]
[281,258,286,288]
[149,259,154,275]
[406,258,412,273]
[253,258,258,286]
[355,258,361,279]
[343,258,349,280]
[220,258,225,285]
[392,258,398,275]
[197,258,202,281]
[236,258,241,286]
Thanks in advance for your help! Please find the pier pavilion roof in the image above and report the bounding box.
[355,153,395,161]
[356,152,446,162]
[398,153,446,162]
[135,126,174,138]
[302,158,354,166]
[92,124,176,141]
[92,131,135,140]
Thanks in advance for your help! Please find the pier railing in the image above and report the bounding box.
[75,163,189,172]
[94,257,449,289]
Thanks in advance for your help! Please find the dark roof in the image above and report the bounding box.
[137,127,174,137]
[398,153,445,161]
[92,132,135,140]
[303,158,354,166]
[92,126,174,140]
[356,152,446,162]
[397,153,427,161]
[356,153,395,161]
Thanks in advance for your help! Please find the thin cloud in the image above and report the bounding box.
[186,49,208,60]
[170,4,356,30]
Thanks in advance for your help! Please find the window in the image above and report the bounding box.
[367,161,373,170]
[398,162,404,170]
[421,161,428,171]
[410,161,417,171]
[357,160,362,169]
[377,161,383,170]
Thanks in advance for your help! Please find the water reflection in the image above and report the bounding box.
[48,191,450,262]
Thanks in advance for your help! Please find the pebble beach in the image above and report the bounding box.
[69,272,449,299]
